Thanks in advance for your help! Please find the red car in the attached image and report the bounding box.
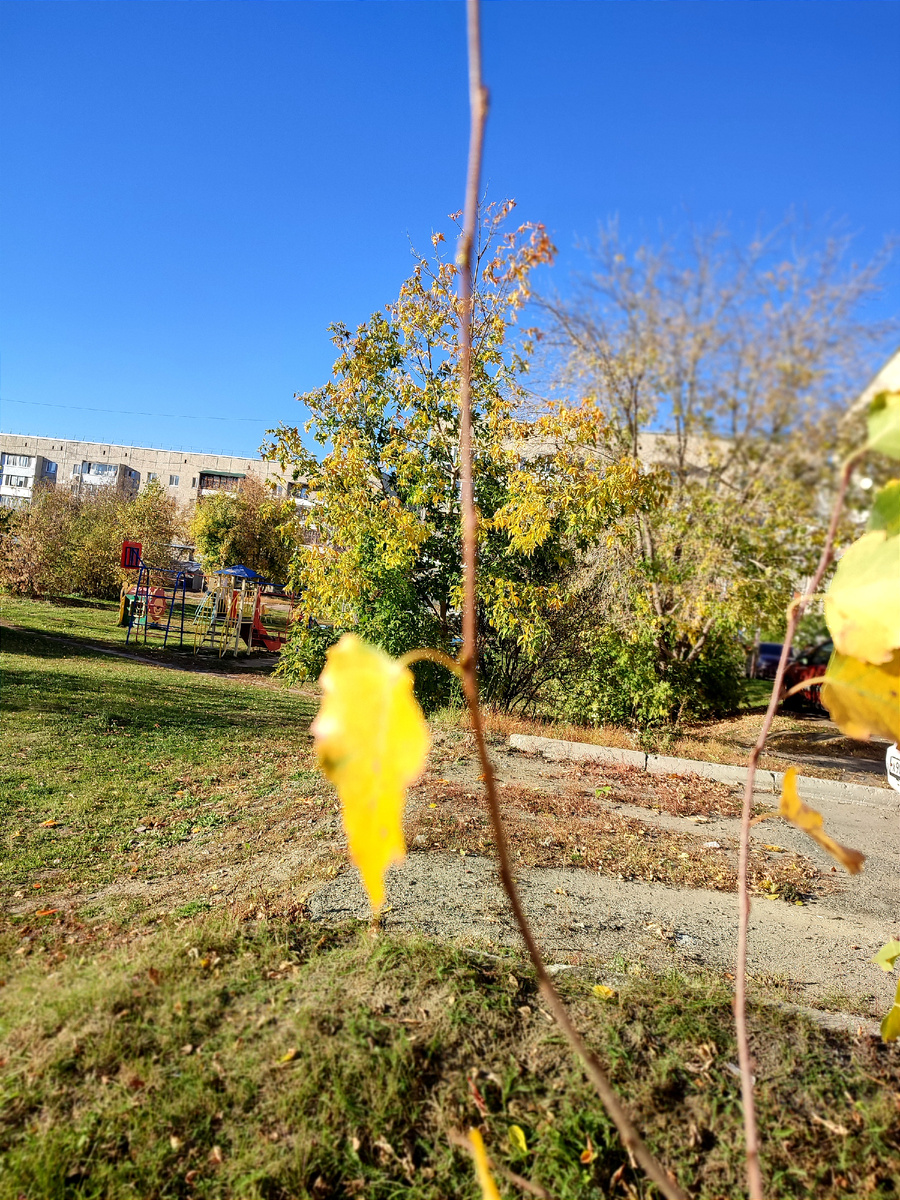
[780,639,833,713]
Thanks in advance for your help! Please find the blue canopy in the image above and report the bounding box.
[214,564,264,580]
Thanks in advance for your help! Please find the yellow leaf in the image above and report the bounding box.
[881,978,900,1043]
[580,1134,596,1164]
[778,768,865,874]
[873,941,900,973]
[509,1124,528,1154]
[821,649,900,743]
[278,1047,299,1064]
[592,984,616,1000]
[867,390,900,459]
[468,1128,502,1200]
[312,634,430,911]
[824,531,900,665]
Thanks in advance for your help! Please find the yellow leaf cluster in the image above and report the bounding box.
[312,634,430,911]
[820,391,900,741]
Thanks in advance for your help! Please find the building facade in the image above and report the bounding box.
[0,434,291,508]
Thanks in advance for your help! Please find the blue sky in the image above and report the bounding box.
[2,0,899,458]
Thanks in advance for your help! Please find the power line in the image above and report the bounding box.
[0,397,282,423]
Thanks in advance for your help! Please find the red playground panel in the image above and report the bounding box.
[120,541,142,569]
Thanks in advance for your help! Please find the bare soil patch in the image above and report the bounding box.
[406,778,824,902]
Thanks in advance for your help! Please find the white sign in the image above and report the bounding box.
[887,743,900,794]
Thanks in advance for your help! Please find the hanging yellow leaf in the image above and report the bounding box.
[592,984,616,1000]
[468,1128,502,1200]
[312,634,430,911]
[580,1135,597,1164]
[508,1124,528,1154]
[778,769,865,874]
[867,390,900,460]
[881,979,900,1043]
[873,941,900,973]
[821,649,900,743]
[823,531,900,665]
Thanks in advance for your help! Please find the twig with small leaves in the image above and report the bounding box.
[453,3,687,1198]
[734,448,863,1199]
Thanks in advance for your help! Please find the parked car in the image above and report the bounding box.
[753,641,794,679]
[780,639,834,713]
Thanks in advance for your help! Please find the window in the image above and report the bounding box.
[72,464,81,475]
[147,472,157,482]
[4,475,28,488]
[42,461,57,475]
[1,454,31,468]
[169,474,180,487]
[84,462,116,476]
[191,477,196,488]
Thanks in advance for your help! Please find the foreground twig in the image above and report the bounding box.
[453,4,686,1197]
[734,449,862,1198]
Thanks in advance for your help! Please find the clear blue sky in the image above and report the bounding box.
[2,1,898,457]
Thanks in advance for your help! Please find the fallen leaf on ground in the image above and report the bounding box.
[509,1124,528,1154]
[778,769,865,874]
[592,984,616,1000]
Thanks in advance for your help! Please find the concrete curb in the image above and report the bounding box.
[507,733,893,808]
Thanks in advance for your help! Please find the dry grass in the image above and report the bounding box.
[566,761,747,818]
[406,780,823,902]
[436,705,884,783]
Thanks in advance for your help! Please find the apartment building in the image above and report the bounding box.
[0,434,290,508]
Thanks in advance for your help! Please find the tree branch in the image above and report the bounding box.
[453,5,686,1199]
[734,446,863,1199]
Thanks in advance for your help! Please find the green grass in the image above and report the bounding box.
[0,593,269,670]
[1,919,898,1200]
[0,619,316,898]
[740,677,775,710]
[3,597,898,1198]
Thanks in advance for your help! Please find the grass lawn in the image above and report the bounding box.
[2,597,898,1197]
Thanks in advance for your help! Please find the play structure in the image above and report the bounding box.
[190,565,297,658]
[119,543,297,657]
[121,541,191,649]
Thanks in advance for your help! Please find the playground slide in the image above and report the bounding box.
[239,611,286,652]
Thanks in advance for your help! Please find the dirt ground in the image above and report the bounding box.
[23,724,897,1027]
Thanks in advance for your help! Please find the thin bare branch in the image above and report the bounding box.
[454,5,687,1199]
[735,447,864,1199]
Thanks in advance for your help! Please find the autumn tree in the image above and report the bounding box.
[0,479,182,599]
[265,204,663,709]
[189,474,300,582]
[539,221,893,720]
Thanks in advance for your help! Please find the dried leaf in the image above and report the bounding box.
[881,979,900,1043]
[778,768,865,874]
[867,390,900,460]
[312,634,430,911]
[580,1135,596,1164]
[873,941,900,973]
[278,1047,299,1065]
[509,1124,528,1154]
[592,984,616,1000]
[821,649,900,743]
[468,1128,502,1200]
[824,531,900,665]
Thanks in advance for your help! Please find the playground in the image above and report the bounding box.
[118,540,299,658]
